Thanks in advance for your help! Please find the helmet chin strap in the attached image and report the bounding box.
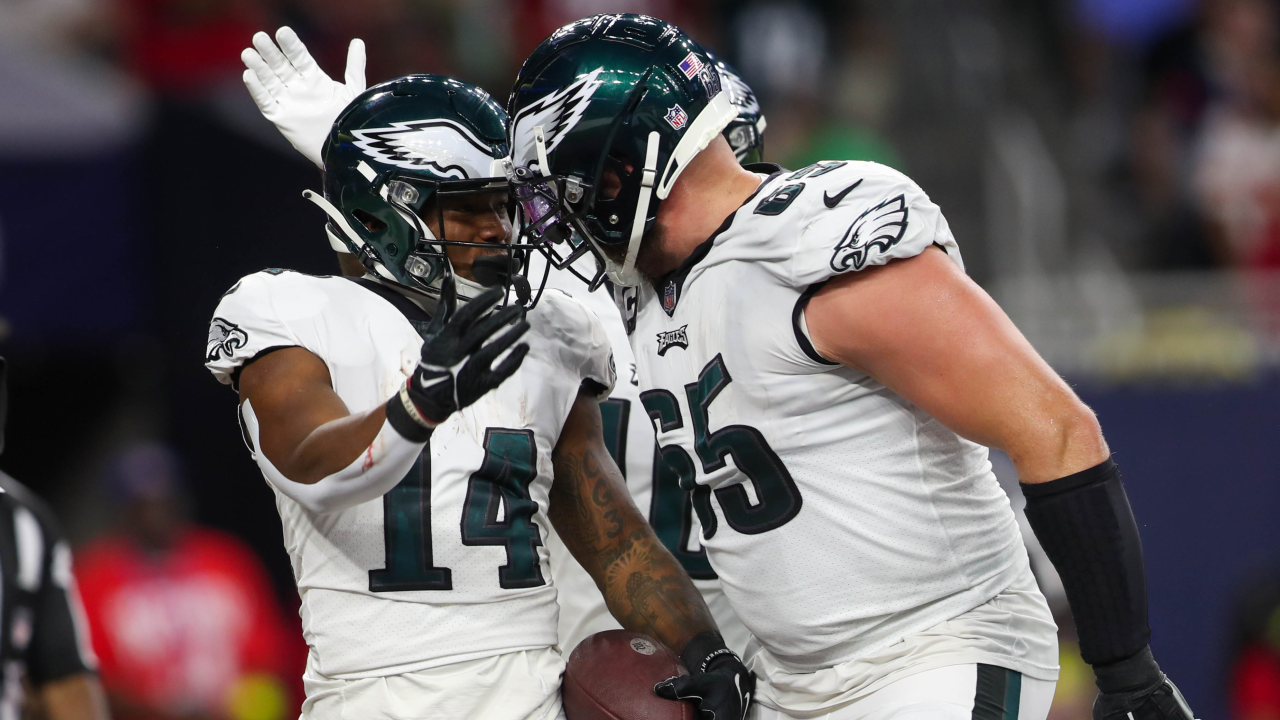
[453,274,489,301]
[303,189,398,282]
[599,92,738,288]
[325,226,352,253]
[604,131,660,287]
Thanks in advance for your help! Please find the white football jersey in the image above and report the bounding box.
[616,161,1056,674]
[534,256,752,656]
[205,270,614,679]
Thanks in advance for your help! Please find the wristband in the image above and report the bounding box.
[385,385,435,442]
[679,631,738,674]
[1094,646,1163,694]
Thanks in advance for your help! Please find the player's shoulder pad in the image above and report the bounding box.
[528,289,617,400]
[777,160,964,287]
[205,269,329,387]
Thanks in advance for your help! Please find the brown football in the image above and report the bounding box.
[562,630,695,720]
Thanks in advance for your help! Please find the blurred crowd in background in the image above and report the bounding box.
[1,1,1280,719]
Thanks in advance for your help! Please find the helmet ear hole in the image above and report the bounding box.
[351,209,387,234]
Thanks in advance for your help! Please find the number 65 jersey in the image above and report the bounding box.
[619,162,1057,678]
[205,270,614,679]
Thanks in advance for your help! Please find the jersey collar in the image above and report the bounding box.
[651,167,788,316]
[349,277,437,339]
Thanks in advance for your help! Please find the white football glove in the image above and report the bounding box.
[241,27,366,169]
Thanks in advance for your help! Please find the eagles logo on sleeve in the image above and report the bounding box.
[206,318,248,363]
[829,195,909,272]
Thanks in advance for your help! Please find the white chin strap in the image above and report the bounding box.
[605,132,659,287]
[453,274,488,301]
[303,189,398,282]
[602,91,738,288]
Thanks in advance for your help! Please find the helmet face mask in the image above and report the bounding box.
[314,75,541,307]
[511,166,611,288]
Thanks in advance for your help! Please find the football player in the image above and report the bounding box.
[537,49,765,657]
[207,69,744,720]
[238,30,765,657]
[505,13,1199,720]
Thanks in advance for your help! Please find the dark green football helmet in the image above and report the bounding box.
[506,14,738,288]
[708,51,767,165]
[304,75,533,304]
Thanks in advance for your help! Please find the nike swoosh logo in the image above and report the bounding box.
[823,179,863,208]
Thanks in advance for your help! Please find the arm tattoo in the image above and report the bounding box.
[551,437,715,650]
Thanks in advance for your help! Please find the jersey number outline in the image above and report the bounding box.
[640,354,802,546]
[369,428,545,592]
[686,354,803,534]
[638,391,718,578]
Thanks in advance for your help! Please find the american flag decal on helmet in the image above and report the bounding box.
[678,53,704,80]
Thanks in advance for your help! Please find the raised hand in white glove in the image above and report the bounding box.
[242,27,366,169]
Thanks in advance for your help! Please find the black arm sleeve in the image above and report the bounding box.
[1020,458,1152,677]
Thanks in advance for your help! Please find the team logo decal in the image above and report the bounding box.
[830,194,909,272]
[511,68,605,173]
[206,317,248,363]
[351,118,495,177]
[662,280,679,315]
[678,53,705,80]
[656,324,689,356]
[665,104,689,130]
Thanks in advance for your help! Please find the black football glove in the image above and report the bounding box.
[1093,647,1198,720]
[386,286,529,439]
[654,632,754,720]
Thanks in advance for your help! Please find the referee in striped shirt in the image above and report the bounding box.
[0,358,108,720]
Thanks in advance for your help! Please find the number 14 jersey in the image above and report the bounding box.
[205,270,614,679]
[618,162,1056,676]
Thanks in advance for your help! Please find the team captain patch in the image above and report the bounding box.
[656,325,689,356]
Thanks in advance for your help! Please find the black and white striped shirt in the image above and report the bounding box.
[0,472,96,720]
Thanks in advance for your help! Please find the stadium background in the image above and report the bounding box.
[1,0,1278,718]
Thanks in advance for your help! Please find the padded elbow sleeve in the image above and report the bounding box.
[241,399,426,514]
[1021,457,1150,668]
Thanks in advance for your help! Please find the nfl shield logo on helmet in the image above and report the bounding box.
[678,52,704,79]
[663,280,678,315]
[665,105,689,130]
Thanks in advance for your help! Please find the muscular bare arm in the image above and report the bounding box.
[804,246,1109,483]
[550,390,717,653]
[238,347,388,484]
